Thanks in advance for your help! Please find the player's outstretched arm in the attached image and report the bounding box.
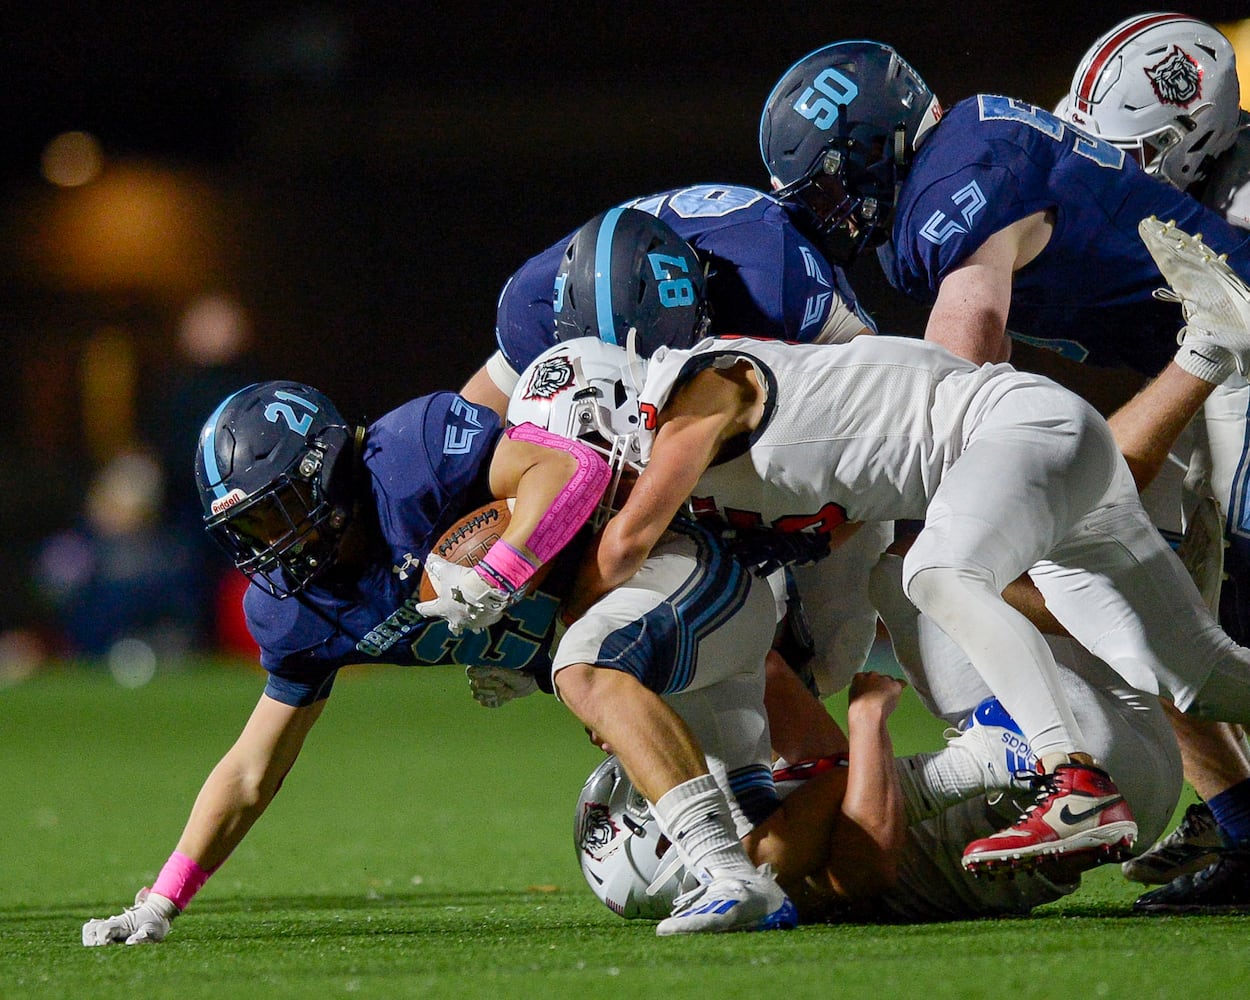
[82,692,326,945]
[568,366,757,619]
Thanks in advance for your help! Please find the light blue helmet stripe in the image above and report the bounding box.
[199,387,249,499]
[594,207,627,345]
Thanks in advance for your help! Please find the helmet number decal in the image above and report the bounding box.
[647,252,695,308]
[794,68,859,131]
[264,389,320,436]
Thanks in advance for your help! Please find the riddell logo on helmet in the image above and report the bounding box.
[210,489,248,516]
[1146,45,1201,106]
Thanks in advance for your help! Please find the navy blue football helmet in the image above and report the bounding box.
[195,381,359,598]
[760,40,941,265]
[553,206,712,357]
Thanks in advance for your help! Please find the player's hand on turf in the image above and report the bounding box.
[466,665,538,707]
[82,887,179,946]
[416,555,511,634]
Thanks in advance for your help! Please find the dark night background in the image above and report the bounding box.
[1,2,1246,652]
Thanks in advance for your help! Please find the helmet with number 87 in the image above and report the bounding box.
[574,755,686,919]
[195,381,359,598]
[553,207,711,357]
[759,39,942,266]
[1056,13,1242,190]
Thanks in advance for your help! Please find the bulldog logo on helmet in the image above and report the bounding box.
[522,356,575,401]
[576,801,620,860]
[1146,45,1201,106]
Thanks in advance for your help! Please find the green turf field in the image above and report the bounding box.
[3,655,1248,1000]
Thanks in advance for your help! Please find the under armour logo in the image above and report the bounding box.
[393,552,419,580]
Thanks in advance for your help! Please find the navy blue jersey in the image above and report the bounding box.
[495,184,874,376]
[241,393,574,706]
[885,96,1250,374]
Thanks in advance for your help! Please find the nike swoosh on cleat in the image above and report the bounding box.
[1058,796,1125,826]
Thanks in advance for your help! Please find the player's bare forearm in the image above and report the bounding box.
[819,673,907,900]
[1107,361,1215,491]
[924,216,1044,365]
[566,423,712,616]
[745,765,849,885]
[174,694,325,870]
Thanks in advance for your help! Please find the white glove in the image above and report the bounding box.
[466,665,539,707]
[82,887,179,946]
[415,555,513,634]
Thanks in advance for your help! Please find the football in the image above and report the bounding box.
[419,500,549,602]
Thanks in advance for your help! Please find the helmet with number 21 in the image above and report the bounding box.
[195,381,359,598]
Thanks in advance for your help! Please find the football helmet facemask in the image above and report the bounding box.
[195,381,359,598]
[553,207,711,357]
[574,755,686,919]
[759,39,941,265]
[1057,13,1242,189]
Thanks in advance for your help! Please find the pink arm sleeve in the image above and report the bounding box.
[489,423,610,571]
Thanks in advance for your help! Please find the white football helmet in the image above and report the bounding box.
[507,337,649,525]
[574,755,686,919]
[1056,13,1242,189]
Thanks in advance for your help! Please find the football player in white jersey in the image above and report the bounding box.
[1056,12,1250,913]
[566,244,1250,876]
[577,632,1182,922]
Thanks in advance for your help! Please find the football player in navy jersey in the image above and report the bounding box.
[82,379,795,944]
[458,186,877,418]
[463,199,891,710]
[1055,12,1250,914]
[759,35,1250,896]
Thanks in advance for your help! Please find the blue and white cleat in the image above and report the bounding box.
[655,865,797,936]
[957,696,1039,779]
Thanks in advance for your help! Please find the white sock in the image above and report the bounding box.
[651,774,756,882]
[894,745,993,823]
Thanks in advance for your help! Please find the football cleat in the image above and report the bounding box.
[1139,216,1250,377]
[655,865,797,936]
[895,697,1038,823]
[961,763,1137,875]
[954,696,1039,789]
[1133,848,1250,914]
[1121,801,1225,885]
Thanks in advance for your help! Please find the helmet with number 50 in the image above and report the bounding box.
[1056,13,1242,190]
[195,381,360,598]
[759,40,942,266]
[553,207,711,357]
[574,755,686,919]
